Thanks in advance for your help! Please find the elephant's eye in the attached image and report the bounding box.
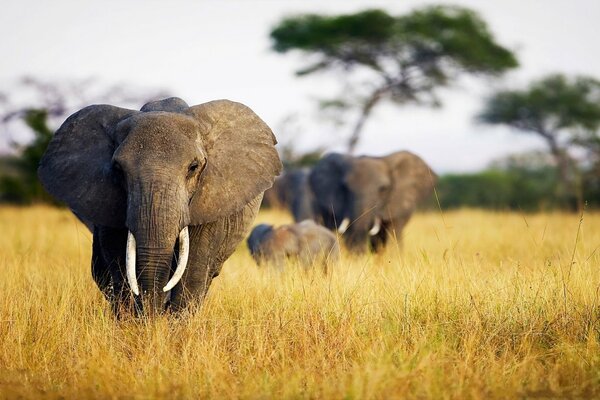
[187,160,203,179]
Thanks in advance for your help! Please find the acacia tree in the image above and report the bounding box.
[478,74,600,208]
[270,6,518,153]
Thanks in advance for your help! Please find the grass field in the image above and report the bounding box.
[1,206,599,399]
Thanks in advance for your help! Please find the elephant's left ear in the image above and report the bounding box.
[38,105,138,227]
[186,100,282,224]
[384,151,437,217]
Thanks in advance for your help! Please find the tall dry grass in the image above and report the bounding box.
[0,206,599,399]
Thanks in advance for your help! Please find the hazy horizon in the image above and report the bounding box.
[1,0,598,173]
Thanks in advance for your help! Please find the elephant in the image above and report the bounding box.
[309,151,436,253]
[247,220,339,271]
[261,168,316,222]
[38,97,282,315]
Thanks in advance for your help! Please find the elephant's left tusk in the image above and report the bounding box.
[163,226,190,292]
[368,217,382,236]
[126,231,140,296]
[337,218,350,234]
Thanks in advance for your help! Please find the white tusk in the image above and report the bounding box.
[337,217,350,234]
[126,231,140,296]
[163,226,189,292]
[368,217,382,236]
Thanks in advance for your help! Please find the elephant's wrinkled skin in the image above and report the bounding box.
[39,97,282,315]
[309,151,436,253]
[247,220,339,271]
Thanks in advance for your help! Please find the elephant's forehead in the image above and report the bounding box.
[128,112,200,141]
[347,158,389,183]
[114,113,205,169]
[122,113,202,155]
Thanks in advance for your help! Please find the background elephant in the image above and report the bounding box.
[38,97,282,315]
[309,151,436,252]
[247,220,339,271]
[261,168,316,221]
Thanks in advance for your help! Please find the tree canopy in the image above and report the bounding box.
[271,6,518,152]
[478,73,600,208]
[478,74,600,135]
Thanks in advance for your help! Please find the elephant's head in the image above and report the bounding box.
[310,151,435,252]
[39,97,281,313]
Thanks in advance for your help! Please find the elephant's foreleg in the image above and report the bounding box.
[95,226,132,316]
[167,223,236,312]
[167,223,227,312]
[91,228,113,299]
[168,195,262,313]
[168,260,222,313]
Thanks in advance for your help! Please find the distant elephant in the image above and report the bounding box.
[309,151,436,253]
[38,97,282,315]
[247,220,339,271]
[261,168,316,222]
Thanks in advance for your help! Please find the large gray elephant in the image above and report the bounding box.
[38,97,282,315]
[247,220,339,271]
[309,151,436,252]
[261,168,315,222]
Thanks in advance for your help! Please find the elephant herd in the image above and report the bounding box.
[253,150,436,258]
[38,97,435,316]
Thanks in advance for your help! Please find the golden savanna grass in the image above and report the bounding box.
[1,206,600,399]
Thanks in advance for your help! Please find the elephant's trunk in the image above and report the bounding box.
[126,227,190,296]
[342,208,377,253]
[125,181,190,315]
[135,246,174,314]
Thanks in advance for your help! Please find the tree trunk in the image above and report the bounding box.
[347,89,385,154]
[546,134,581,210]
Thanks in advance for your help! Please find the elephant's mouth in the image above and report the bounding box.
[125,226,190,295]
[337,216,381,236]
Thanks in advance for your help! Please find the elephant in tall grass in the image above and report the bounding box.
[309,151,436,253]
[261,168,315,221]
[247,220,339,271]
[38,97,282,315]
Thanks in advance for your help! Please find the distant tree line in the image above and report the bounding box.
[0,77,168,204]
[1,6,599,211]
[0,109,56,204]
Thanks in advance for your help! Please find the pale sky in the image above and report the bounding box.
[1,0,598,172]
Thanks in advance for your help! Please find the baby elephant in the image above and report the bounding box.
[247,220,340,271]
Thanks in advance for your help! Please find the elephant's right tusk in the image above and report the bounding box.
[337,218,350,234]
[163,226,189,292]
[126,231,140,296]
[368,217,382,236]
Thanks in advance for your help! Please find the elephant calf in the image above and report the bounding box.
[247,220,339,271]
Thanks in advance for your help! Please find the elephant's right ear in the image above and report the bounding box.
[309,153,351,219]
[383,151,437,217]
[38,105,137,227]
[186,100,282,224]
